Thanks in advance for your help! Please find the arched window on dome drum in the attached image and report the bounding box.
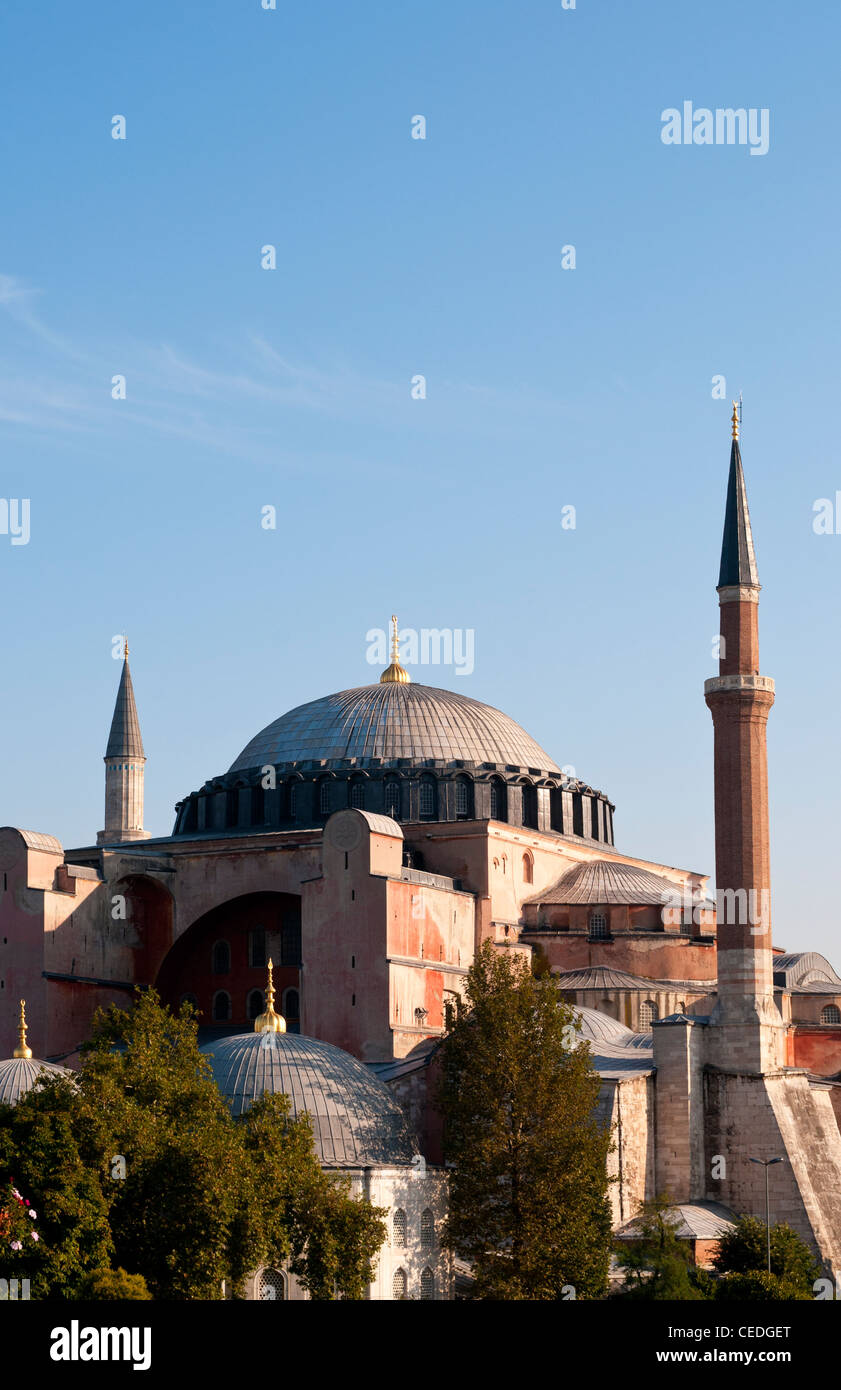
[350,780,366,810]
[392,1209,407,1246]
[287,781,298,818]
[489,779,506,822]
[319,780,331,816]
[522,852,534,885]
[258,1269,285,1301]
[225,788,239,828]
[251,784,265,825]
[588,913,608,941]
[822,1005,841,1024]
[282,988,300,1032]
[247,990,264,1021]
[521,784,537,829]
[385,780,401,820]
[212,940,230,974]
[421,1268,435,1301]
[203,794,216,831]
[640,1000,658,1027]
[212,990,231,1022]
[392,1268,408,1300]
[420,778,437,820]
[420,1208,435,1249]
[455,777,472,819]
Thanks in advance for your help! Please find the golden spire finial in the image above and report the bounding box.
[14,1000,32,1060]
[380,613,411,685]
[254,958,286,1034]
[731,401,740,442]
[124,636,129,659]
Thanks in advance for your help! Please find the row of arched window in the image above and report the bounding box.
[393,1266,436,1300]
[392,1207,435,1248]
[211,926,302,975]
[181,988,299,1024]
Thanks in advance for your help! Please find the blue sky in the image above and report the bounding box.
[1,0,839,958]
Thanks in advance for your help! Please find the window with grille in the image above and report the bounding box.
[204,794,216,830]
[249,926,266,968]
[350,781,365,809]
[392,1268,407,1300]
[521,784,537,828]
[490,780,504,820]
[385,781,401,818]
[420,1268,435,1301]
[281,918,302,966]
[588,913,608,940]
[393,1209,407,1246]
[455,779,470,818]
[420,1208,434,1249]
[283,988,300,1026]
[822,1005,841,1024]
[288,782,297,818]
[420,780,436,818]
[640,1000,658,1027]
[212,940,230,974]
[247,989,264,1021]
[213,990,231,1022]
[258,1268,285,1300]
[319,781,331,815]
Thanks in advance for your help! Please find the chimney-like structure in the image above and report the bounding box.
[704,406,781,1072]
[97,644,151,845]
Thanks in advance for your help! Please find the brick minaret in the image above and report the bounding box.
[704,406,781,1072]
[97,643,151,844]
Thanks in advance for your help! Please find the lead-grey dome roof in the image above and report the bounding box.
[228,682,560,774]
[0,1057,70,1107]
[200,1031,418,1167]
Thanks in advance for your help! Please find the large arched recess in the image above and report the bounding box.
[155,892,301,1034]
[114,875,175,986]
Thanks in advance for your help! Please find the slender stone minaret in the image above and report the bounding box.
[704,405,781,1072]
[97,641,151,845]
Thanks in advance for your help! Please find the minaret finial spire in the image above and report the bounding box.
[14,999,32,1060]
[380,613,411,684]
[731,400,739,441]
[254,958,286,1034]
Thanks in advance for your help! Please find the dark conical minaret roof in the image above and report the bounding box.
[718,405,759,587]
[105,653,145,759]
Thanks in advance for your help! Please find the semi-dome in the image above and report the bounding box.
[200,1030,418,1167]
[228,682,561,775]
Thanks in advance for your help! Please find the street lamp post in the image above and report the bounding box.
[749,1156,784,1273]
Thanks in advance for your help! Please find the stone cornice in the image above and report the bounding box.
[704,674,775,695]
[717,584,761,604]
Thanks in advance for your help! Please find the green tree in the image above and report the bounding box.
[81,1268,152,1299]
[614,1195,710,1300]
[713,1215,820,1294]
[437,940,613,1299]
[715,1270,811,1301]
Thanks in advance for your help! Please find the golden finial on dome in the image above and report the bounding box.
[14,999,32,1060]
[731,400,740,441]
[380,614,411,685]
[254,959,286,1034]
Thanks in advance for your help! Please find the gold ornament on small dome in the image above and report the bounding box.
[14,999,32,1060]
[380,614,410,685]
[254,959,286,1034]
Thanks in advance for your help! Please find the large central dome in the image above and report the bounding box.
[229,683,561,775]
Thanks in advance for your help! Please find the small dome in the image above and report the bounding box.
[200,1031,417,1167]
[574,1006,636,1046]
[531,859,678,906]
[0,1057,70,1107]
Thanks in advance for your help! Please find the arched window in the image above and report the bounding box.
[288,782,298,818]
[385,780,401,819]
[203,793,216,831]
[247,989,264,1021]
[319,780,331,816]
[640,1000,659,1027]
[522,852,533,885]
[588,912,608,940]
[212,990,231,1022]
[489,779,506,821]
[822,1005,841,1024]
[179,992,198,1011]
[212,940,230,974]
[420,1208,435,1249]
[455,777,472,819]
[251,784,265,825]
[392,1209,407,1246]
[677,1001,686,1015]
[249,926,266,968]
[283,988,300,1032]
[258,1268,285,1301]
[420,1267,435,1301]
[392,1268,407,1300]
[225,787,239,828]
[521,783,537,829]
[420,778,437,819]
[350,780,366,809]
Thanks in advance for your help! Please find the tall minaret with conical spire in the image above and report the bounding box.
[704,406,781,1072]
[97,641,151,844]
